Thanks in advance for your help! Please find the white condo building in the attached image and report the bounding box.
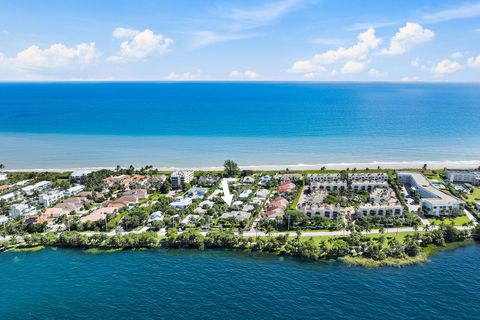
[39,190,64,207]
[21,181,52,195]
[171,170,194,189]
[445,169,480,186]
[397,172,464,216]
[349,173,389,192]
[357,188,403,217]
[9,203,37,218]
[307,174,347,191]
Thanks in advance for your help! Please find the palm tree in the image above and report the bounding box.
[0,163,4,172]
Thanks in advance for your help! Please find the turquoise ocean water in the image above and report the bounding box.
[1,245,480,319]
[0,82,480,169]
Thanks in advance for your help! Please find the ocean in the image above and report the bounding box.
[1,245,480,319]
[0,82,480,169]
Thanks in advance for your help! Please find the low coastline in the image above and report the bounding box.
[5,159,480,173]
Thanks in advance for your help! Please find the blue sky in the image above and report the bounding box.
[0,0,479,81]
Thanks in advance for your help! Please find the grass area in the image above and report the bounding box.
[428,215,471,226]
[341,254,428,268]
[297,231,423,243]
[466,188,480,203]
[9,245,45,252]
[290,185,304,210]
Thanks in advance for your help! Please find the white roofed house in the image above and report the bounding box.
[239,189,252,200]
[243,176,255,184]
[255,189,269,200]
[169,197,192,209]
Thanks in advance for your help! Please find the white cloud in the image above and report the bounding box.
[347,21,399,31]
[411,57,421,67]
[340,61,366,74]
[225,0,303,30]
[112,27,140,39]
[423,3,480,23]
[289,27,381,73]
[451,51,463,59]
[401,76,420,82]
[165,70,208,81]
[229,70,259,79]
[368,68,386,77]
[433,59,462,74]
[380,22,434,56]
[190,31,256,49]
[467,55,480,67]
[13,42,98,69]
[108,28,173,62]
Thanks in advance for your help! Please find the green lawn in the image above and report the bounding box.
[428,215,471,226]
[298,231,423,243]
[466,188,480,203]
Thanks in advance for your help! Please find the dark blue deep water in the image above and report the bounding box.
[0,82,480,169]
[1,245,480,319]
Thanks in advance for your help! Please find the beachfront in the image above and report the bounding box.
[1,161,480,266]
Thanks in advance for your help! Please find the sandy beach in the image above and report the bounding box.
[5,159,480,173]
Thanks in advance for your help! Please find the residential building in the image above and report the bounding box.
[279,182,296,193]
[9,203,37,218]
[397,172,464,216]
[64,185,85,197]
[149,211,164,221]
[187,187,208,199]
[280,174,302,183]
[169,197,192,209]
[22,181,52,195]
[445,169,480,186]
[43,207,69,218]
[220,211,251,221]
[255,189,269,200]
[198,175,219,186]
[349,173,389,192]
[239,189,252,200]
[171,170,194,189]
[243,176,255,184]
[39,190,64,207]
[357,188,403,216]
[308,174,347,191]
[80,207,117,223]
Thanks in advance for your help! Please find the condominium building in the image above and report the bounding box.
[397,172,464,216]
[357,188,403,216]
[171,170,194,189]
[9,203,37,218]
[307,174,347,191]
[21,181,52,195]
[349,173,389,192]
[39,190,64,207]
[445,169,480,186]
[280,174,303,183]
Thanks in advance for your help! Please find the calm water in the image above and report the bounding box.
[1,245,480,319]
[1,82,480,169]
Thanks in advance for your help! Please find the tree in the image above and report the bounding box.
[422,163,428,171]
[223,160,240,177]
[0,164,4,172]
[472,225,480,241]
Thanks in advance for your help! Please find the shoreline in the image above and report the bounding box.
[4,159,480,173]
